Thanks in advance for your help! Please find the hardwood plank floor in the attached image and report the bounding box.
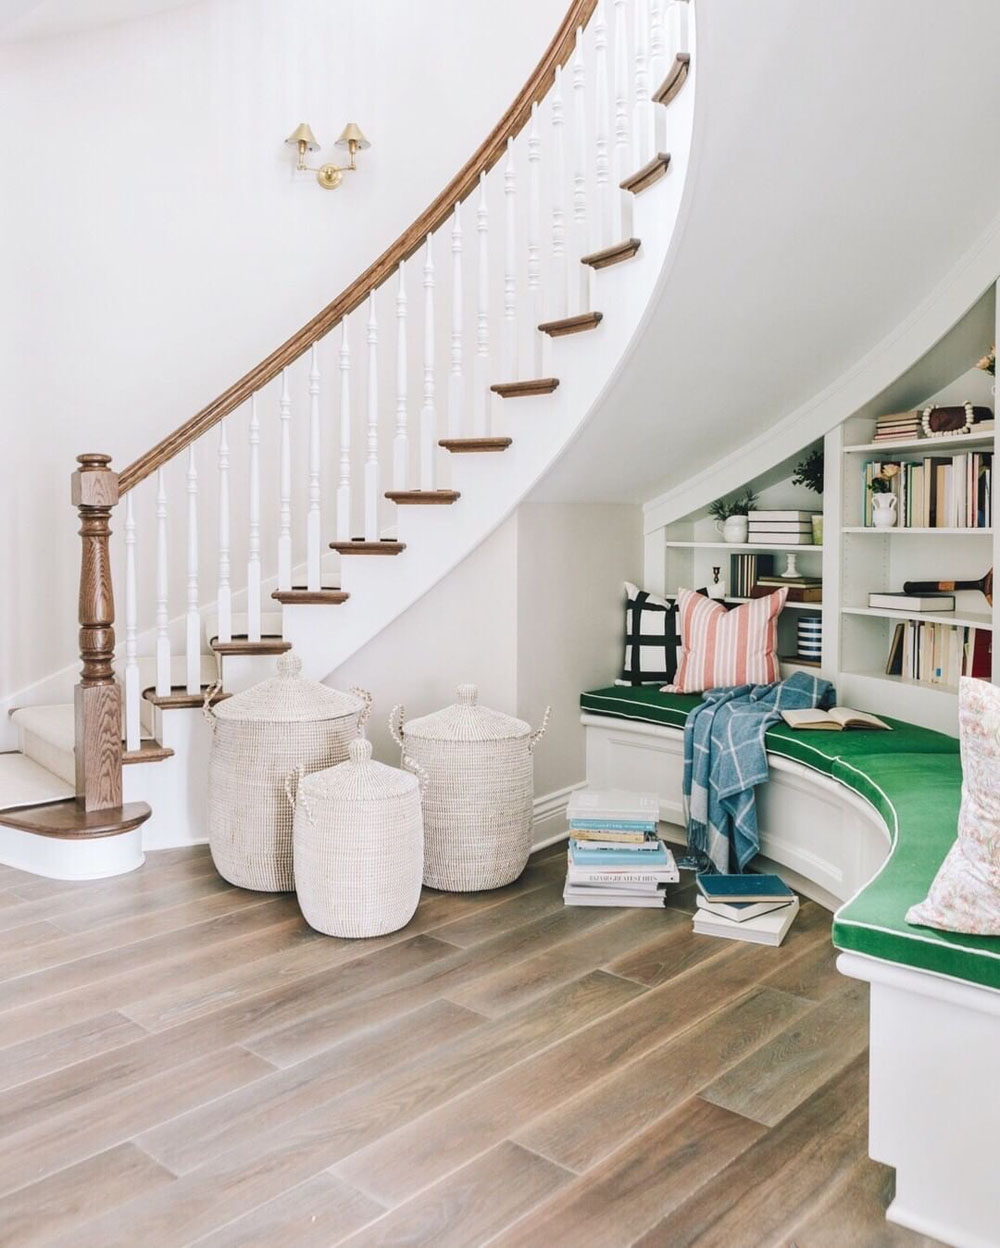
[0,844,944,1247]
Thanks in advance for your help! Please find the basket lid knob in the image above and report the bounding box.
[276,652,302,678]
[348,736,373,764]
[457,683,478,706]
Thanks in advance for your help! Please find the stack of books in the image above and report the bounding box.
[730,552,772,597]
[862,453,992,528]
[747,510,818,545]
[873,411,921,443]
[886,621,991,683]
[692,874,799,946]
[751,572,822,603]
[563,789,679,908]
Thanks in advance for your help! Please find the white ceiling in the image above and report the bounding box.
[0,0,197,41]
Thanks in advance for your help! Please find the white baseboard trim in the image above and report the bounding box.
[531,780,586,849]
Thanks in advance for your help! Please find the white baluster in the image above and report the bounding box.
[217,418,232,642]
[633,0,652,167]
[154,468,170,696]
[307,345,322,591]
[278,369,292,591]
[393,261,408,490]
[123,491,140,751]
[527,101,543,374]
[550,65,568,321]
[666,0,689,59]
[185,446,200,696]
[420,234,436,490]
[247,395,261,642]
[474,171,490,437]
[572,26,591,314]
[448,201,464,438]
[612,0,632,239]
[337,320,352,539]
[649,0,667,151]
[594,0,611,250]
[503,137,518,380]
[365,291,380,539]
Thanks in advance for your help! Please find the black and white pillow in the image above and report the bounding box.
[617,581,682,686]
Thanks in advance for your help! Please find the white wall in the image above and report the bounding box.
[0,0,565,699]
[328,501,643,838]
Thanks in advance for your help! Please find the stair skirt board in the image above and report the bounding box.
[330,540,406,555]
[0,752,74,810]
[438,438,513,453]
[271,589,350,605]
[621,153,672,195]
[580,238,642,269]
[489,378,560,398]
[0,817,145,879]
[537,312,604,336]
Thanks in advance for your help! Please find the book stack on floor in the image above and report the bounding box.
[747,510,819,546]
[563,789,679,908]
[693,874,799,946]
[872,411,922,443]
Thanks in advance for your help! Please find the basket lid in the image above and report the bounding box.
[300,737,419,800]
[402,684,530,742]
[212,652,365,724]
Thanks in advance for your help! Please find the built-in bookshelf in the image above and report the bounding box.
[646,284,1000,734]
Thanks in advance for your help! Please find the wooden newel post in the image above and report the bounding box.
[71,453,123,812]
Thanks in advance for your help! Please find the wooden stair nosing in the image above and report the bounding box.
[142,685,231,710]
[652,52,691,106]
[537,311,604,337]
[210,635,291,656]
[580,238,641,270]
[620,152,671,195]
[271,588,350,605]
[384,490,461,505]
[330,540,406,555]
[438,438,513,453]
[123,741,174,765]
[0,799,152,840]
[489,378,560,398]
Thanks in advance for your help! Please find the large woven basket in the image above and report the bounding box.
[206,652,370,892]
[390,684,549,892]
[292,737,425,938]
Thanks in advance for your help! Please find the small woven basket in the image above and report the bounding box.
[205,652,370,892]
[390,684,549,892]
[291,737,425,938]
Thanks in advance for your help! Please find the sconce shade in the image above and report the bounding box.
[335,122,370,151]
[285,123,320,152]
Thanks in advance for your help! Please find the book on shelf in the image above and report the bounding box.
[693,896,800,946]
[730,552,773,598]
[868,591,955,612]
[885,620,990,684]
[749,584,822,603]
[563,884,667,908]
[747,520,814,533]
[696,873,795,904]
[781,706,889,731]
[751,510,820,522]
[694,894,793,923]
[743,530,816,545]
[757,574,822,587]
[862,452,992,528]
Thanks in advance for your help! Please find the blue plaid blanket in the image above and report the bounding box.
[683,672,835,873]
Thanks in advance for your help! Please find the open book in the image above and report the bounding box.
[780,706,890,732]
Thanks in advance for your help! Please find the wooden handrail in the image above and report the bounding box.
[118,0,598,495]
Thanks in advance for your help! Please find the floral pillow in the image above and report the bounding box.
[906,677,1000,936]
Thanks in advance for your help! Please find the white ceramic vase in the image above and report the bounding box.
[872,494,897,529]
[716,515,749,543]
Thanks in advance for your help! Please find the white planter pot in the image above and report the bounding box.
[872,495,897,529]
[716,515,749,543]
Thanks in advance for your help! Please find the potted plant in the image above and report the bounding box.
[870,472,897,528]
[709,487,757,543]
[792,447,824,543]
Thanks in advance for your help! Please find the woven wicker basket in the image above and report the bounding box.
[292,737,425,938]
[390,684,549,892]
[205,652,370,892]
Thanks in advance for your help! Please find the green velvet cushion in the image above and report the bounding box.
[580,686,700,731]
[763,716,959,778]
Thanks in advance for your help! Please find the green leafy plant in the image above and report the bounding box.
[870,474,893,494]
[792,448,824,494]
[708,487,758,522]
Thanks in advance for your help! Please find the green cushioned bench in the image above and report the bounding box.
[581,684,1000,993]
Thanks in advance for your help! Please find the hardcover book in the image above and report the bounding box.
[696,873,795,904]
[693,896,800,946]
[780,706,889,732]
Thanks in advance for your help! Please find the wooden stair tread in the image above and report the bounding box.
[123,741,174,765]
[0,799,152,840]
[271,588,350,605]
[210,635,291,655]
[438,438,513,453]
[143,685,231,709]
[330,540,406,555]
[384,490,461,505]
[652,52,691,106]
[490,378,560,398]
[537,311,604,337]
[580,238,641,269]
[620,152,671,195]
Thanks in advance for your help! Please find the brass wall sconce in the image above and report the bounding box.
[285,122,370,190]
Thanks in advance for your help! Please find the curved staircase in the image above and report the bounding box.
[1,0,697,877]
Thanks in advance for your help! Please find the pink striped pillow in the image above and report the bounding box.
[665,587,788,693]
